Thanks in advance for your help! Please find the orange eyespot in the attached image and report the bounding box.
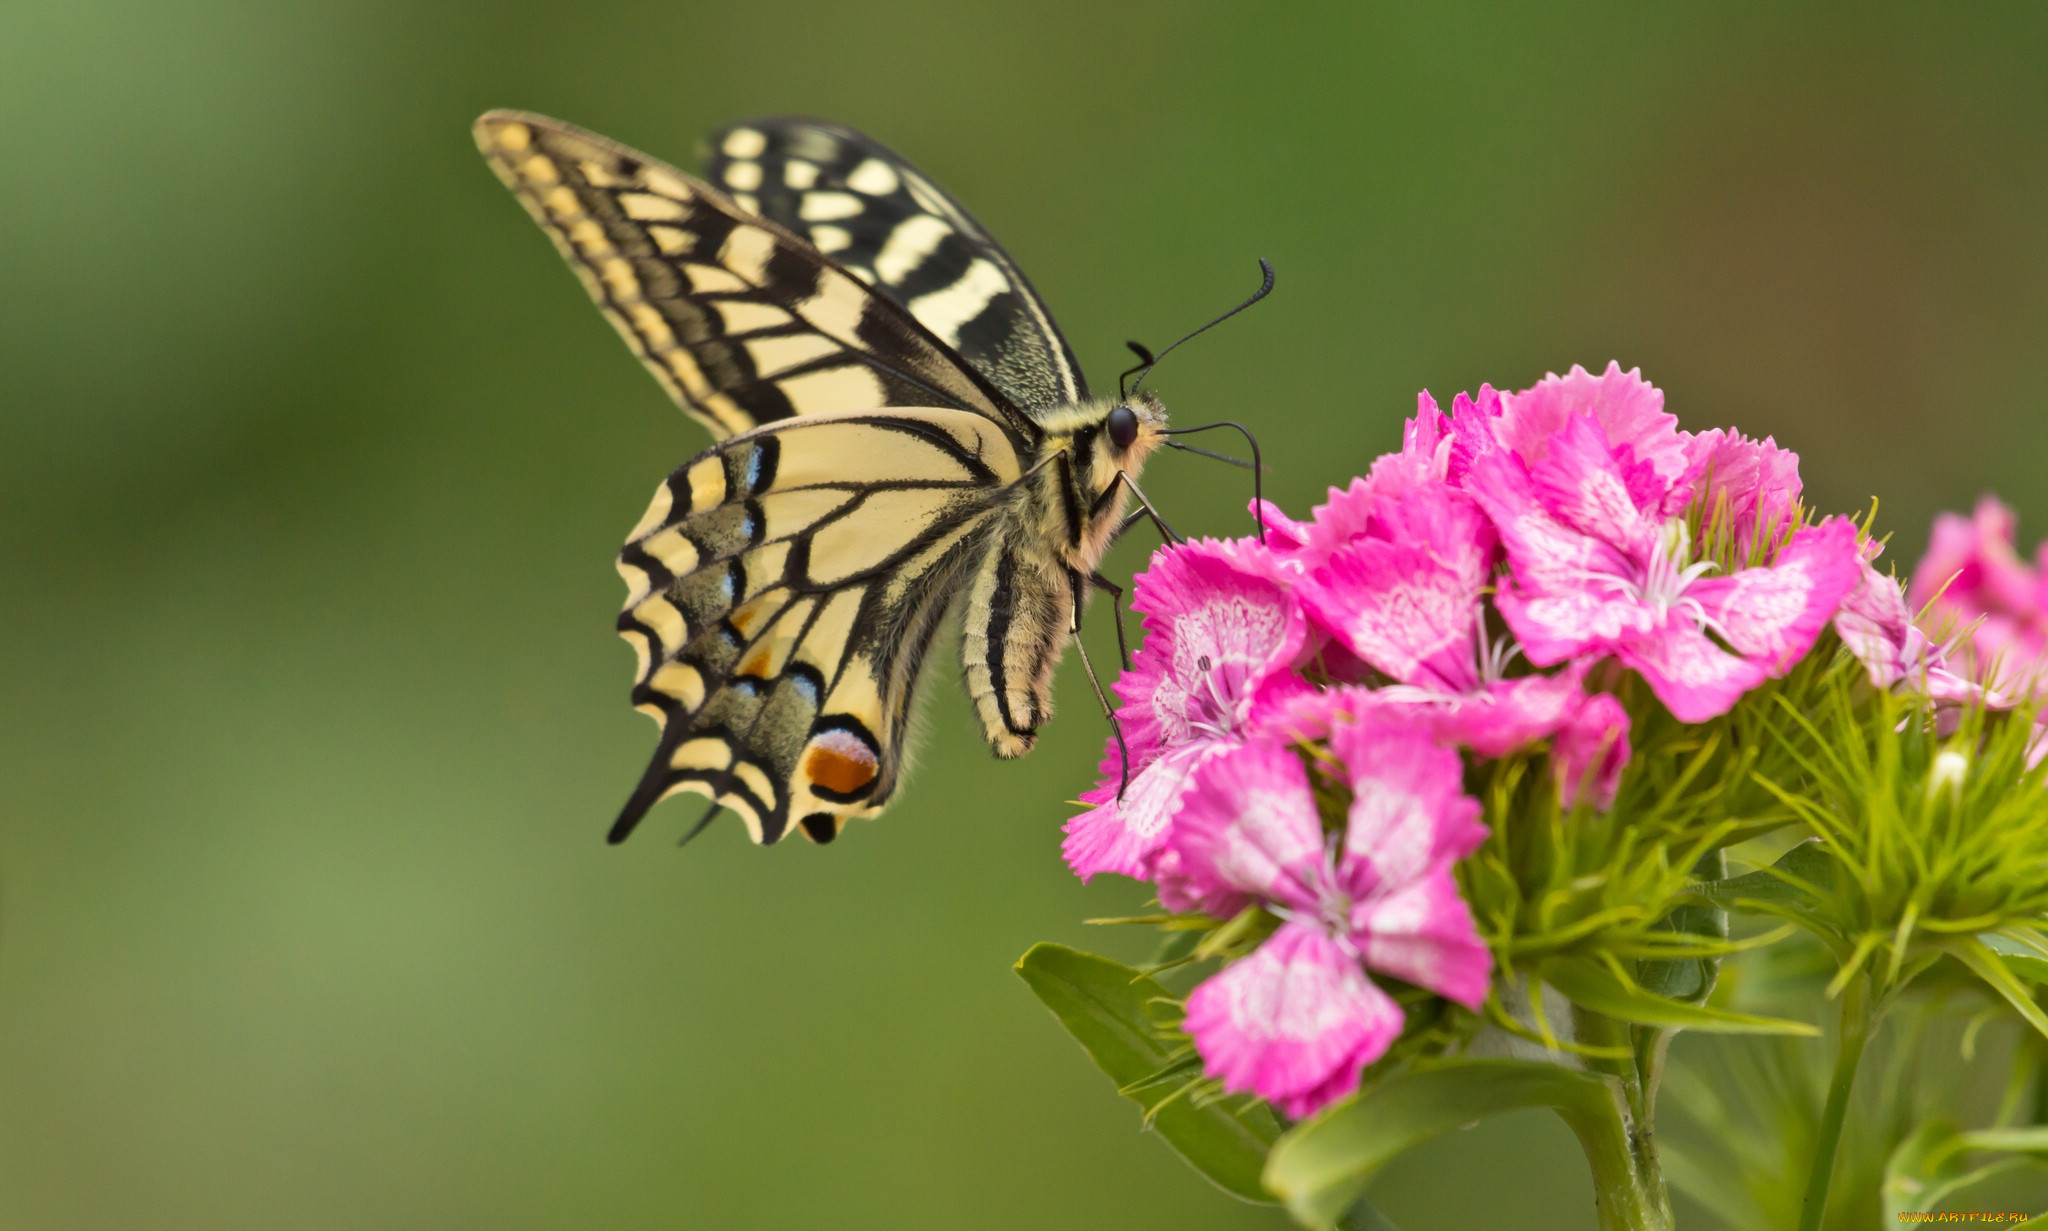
[804,727,880,798]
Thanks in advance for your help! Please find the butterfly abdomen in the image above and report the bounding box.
[960,531,1070,758]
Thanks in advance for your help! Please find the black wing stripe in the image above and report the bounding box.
[475,111,1038,444]
[703,118,1088,414]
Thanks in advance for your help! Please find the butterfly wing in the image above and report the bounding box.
[612,407,1026,844]
[702,119,1089,415]
[474,111,1037,443]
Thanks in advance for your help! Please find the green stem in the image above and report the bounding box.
[1336,1193,1403,1231]
[1571,1007,1673,1231]
[1799,973,1874,1231]
[1553,1074,1673,1231]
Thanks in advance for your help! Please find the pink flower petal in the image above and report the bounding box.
[1496,362,1690,490]
[1299,541,1480,692]
[1908,496,2048,699]
[1683,429,1803,558]
[1256,686,1389,746]
[1616,616,1768,723]
[1328,719,1486,889]
[1444,385,1507,488]
[1469,452,1649,664]
[1253,498,1314,556]
[1836,552,1917,690]
[1428,671,1592,757]
[1183,922,1402,1118]
[1524,414,1661,557]
[1403,389,1455,474]
[1552,692,1630,810]
[1492,583,1657,668]
[1168,739,1329,913]
[1912,497,2038,620]
[1350,870,1494,1009]
[1257,478,1378,575]
[1153,845,1250,919]
[1680,518,1862,685]
[1063,741,1226,881]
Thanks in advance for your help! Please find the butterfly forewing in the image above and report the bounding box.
[613,408,1025,844]
[474,111,1034,441]
[702,119,1089,414]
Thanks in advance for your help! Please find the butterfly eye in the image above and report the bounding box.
[1106,404,1140,450]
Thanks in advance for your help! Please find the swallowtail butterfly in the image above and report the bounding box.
[475,111,1190,846]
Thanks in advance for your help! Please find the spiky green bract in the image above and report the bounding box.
[1741,677,2048,1012]
[1459,637,1852,1051]
[1661,941,2043,1231]
[1714,675,2048,1230]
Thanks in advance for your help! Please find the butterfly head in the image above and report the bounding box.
[1077,391,1168,489]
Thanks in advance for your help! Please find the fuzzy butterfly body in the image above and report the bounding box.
[475,111,1168,845]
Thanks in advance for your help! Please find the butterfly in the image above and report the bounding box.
[474,111,1263,847]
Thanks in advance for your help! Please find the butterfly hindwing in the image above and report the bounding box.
[474,111,1034,442]
[702,119,1089,414]
[613,408,1026,843]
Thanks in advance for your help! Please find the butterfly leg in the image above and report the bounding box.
[1088,571,1132,673]
[1117,472,1184,545]
[1067,567,1131,798]
[1091,470,1183,546]
[1109,509,1148,544]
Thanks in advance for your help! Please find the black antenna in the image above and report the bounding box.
[1160,421,1268,544]
[1116,341,1155,401]
[1121,258,1275,398]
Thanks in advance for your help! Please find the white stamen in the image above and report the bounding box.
[1584,517,1720,626]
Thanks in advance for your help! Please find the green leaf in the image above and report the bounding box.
[1981,932,2048,986]
[1696,838,1834,908]
[1945,936,2048,1043]
[1960,1126,2048,1153]
[1883,1118,2033,1220]
[1014,943,1280,1203]
[1539,957,1821,1035]
[1263,1059,1629,1229]
[1335,1193,1405,1231]
[1640,850,1729,1005]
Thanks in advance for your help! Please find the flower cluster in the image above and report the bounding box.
[1064,362,1882,1117]
[1910,497,2048,701]
[1832,494,2048,747]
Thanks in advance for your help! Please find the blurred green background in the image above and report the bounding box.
[4,3,2047,1228]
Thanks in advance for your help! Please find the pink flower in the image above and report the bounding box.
[1552,692,1632,811]
[1257,392,1634,802]
[1173,729,1491,1118]
[1464,366,1862,722]
[1909,496,2048,698]
[1451,362,1691,500]
[1682,428,1804,560]
[1837,543,1981,705]
[1255,392,1457,576]
[1062,539,1311,882]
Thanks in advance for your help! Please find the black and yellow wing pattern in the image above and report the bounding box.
[474,112,1031,440]
[476,111,1172,847]
[613,408,1023,845]
[697,118,1088,413]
